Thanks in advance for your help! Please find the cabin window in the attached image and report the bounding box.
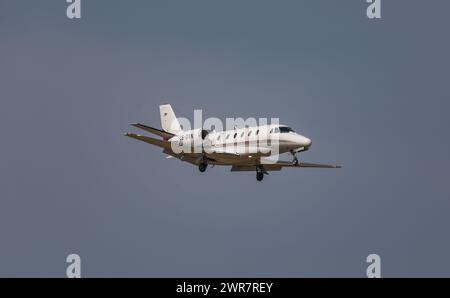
[240,132,244,138]
[270,128,274,133]
[274,127,280,133]
[256,130,259,135]
[217,135,221,141]
[248,131,252,137]
[226,134,230,140]
[191,133,194,138]
[233,133,237,139]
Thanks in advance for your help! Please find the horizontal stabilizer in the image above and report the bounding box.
[124,133,171,149]
[131,123,175,140]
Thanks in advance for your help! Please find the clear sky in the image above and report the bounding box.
[1,0,449,277]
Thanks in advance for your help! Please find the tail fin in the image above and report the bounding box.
[159,104,183,135]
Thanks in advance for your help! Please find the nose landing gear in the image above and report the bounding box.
[256,165,268,182]
[290,150,299,166]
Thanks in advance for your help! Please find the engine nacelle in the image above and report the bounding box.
[170,129,210,154]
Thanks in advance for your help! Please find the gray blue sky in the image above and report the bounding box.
[1,0,449,277]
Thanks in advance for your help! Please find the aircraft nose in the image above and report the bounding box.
[297,135,312,148]
[304,137,312,147]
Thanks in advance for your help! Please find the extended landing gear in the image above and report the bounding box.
[256,165,268,182]
[290,150,299,166]
[256,172,264,181]
[198,163,207,173]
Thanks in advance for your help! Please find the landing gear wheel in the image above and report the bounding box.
[256,172,264,181]
[290,150,299,166]
[198,163,207,172]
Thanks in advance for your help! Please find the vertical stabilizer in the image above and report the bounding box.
[159,104,182,135]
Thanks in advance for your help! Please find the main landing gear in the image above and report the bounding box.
[256,165,268,182]
[198,130,210,173]
[198,163,208,173]
[256,171,264,181]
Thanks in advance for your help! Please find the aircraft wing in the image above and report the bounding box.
[266,160,341,168]
[162,149,203,166]
[131,123,175,140]
[231,160,341,172]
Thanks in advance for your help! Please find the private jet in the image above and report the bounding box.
[125,104,340,181]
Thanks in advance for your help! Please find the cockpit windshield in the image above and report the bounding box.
[279,126,295,133]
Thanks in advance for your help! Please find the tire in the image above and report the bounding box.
[256,172,264,181]
[199,163,207,172]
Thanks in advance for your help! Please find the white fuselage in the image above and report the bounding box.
[169,124,312,165]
